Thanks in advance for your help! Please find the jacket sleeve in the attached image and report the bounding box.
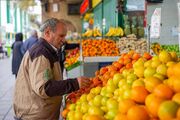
[29,55,52,99]
[29,55,80,98]
[44,78,79,97]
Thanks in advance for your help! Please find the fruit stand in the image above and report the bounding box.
[59,0,180,120]
[62,50,180,120]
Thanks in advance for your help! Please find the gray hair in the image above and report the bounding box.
[30,30,37,36]
[40,18,65,32]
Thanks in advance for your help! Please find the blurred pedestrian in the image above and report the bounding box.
[13,18,91,120]
[22,30,38,54]
[11,33,23,77]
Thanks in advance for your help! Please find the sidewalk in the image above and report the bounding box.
[0,57,15,120]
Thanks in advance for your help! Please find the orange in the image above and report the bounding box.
[173,62,180,78]
[107,65,118,72]
[112,61,123,69]
[85,114,105,120]
[145,76,162,92]
[172,93,180,104]
[143,52,152,60]
[167,64,175,77]
[118,99,136,114]
[61,108,69,118]
[159,51,172,63]
[118,58,124,65]
[153,84,174,100]
[176,107,180,119]
[114,113,128,120]
[109,70,118,78]
[158,100,179,120]
[100,67,108,75]
[124,54,132,59]
[132,53,141,60]
[127,105,150,120]
[119,67,125,73]
[132,59,137,64]
[123,58,132,65]
[126,62,133,69]
[131,86,149,103]
[95,70,100,76]
[145,93,164,117]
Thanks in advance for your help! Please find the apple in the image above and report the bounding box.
[88,106,104,116]
[144,67,156,78]
[156,64,167,76]
[101,96,108,106]
[106,98,118,110]
[158,100,179,119]
[113,73,123,85]
[93,95,103,106]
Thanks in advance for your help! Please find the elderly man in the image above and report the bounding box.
[13,18,91,120]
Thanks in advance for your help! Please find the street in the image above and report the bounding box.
[0,57,15,120]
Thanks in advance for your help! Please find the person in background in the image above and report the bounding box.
[11,33,23,77]
[13,18,91,120]
[22,30,38,54]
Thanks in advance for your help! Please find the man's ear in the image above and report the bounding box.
[44,27,51,37]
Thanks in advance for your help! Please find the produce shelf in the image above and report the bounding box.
[83,56,119,63]
[66,61,81,71]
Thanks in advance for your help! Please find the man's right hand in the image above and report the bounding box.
[77,76,91,88]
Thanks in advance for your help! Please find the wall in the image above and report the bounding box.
[41,0,82,32]
[147,0,179,45]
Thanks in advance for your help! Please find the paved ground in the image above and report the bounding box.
[0,57,15,120]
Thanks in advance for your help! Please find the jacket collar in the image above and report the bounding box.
[39,37,58,55]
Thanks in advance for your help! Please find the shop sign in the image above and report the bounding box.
[150,8,161,39]
[80,0,92,15]
[92,0,102,8]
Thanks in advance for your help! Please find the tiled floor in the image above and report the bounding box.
[0,57,15,120]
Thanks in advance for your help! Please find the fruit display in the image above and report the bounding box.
[67,40,80,44]
[82,28,102,37]
[105,27,124,37]
[61,50,180,120]
[151,42,162,55]
[82,39,119,57]
[117,34,147,54]
[124,15,145,38]
[64,47,80,70]
[151,43,180,56]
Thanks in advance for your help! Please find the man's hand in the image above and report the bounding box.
[77,76,91,88]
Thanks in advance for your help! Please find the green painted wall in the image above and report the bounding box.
[6,0,10,23]
[103,0,117,33]
[14,4,17,33]
[93,3,103,29]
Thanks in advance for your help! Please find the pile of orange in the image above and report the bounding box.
[82,39,119,56]
[62,50,180,120]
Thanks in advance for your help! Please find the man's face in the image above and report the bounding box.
[50,23,67,49]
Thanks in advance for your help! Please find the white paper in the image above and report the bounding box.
[150,8,161,39]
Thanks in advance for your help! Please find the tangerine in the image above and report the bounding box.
[127,105,150,120]
[131,86,149,103]
[153,84,174,100]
